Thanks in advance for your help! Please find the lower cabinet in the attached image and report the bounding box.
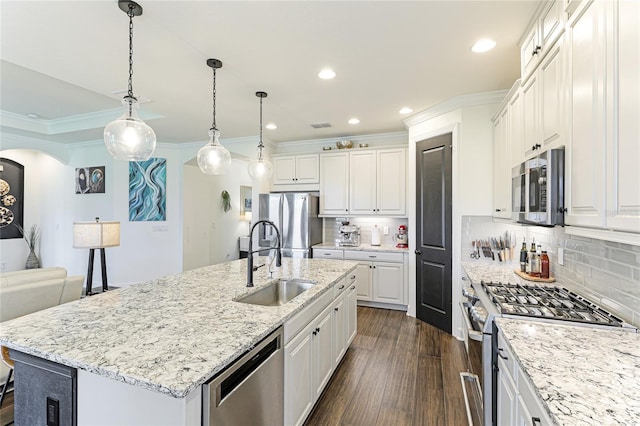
[344,250,405,306]
[496,330,553,426]
[284,274,357,426]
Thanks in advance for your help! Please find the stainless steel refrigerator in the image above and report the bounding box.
[258,193,322,258]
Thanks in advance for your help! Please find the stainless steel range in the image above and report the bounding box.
[461,278,637,426]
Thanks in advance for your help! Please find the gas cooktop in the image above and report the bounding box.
[481,281,625,327]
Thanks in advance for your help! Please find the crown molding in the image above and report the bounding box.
[0,108,164,135]
[402,90,509,129]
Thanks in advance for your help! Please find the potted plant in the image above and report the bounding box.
[16,224,41,269]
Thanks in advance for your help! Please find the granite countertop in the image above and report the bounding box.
[313,242,409,253]
[461,259,537,285]
[0,257,357,398]
[496,318,640,425]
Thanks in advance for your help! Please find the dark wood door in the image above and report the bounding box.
[415,133,452,334]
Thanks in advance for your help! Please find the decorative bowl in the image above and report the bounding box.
[336,140,353,149]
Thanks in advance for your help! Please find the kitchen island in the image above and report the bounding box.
[0,257,357,425]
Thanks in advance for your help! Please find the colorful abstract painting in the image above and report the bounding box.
[129,158,166,221]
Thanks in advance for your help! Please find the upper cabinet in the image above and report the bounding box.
[349,148,406,216]
[272,154,320,185]
[493,107,511,219]
[320,147,406,216]
[520,0,565,80]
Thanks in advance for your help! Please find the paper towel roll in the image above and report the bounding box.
[371,225,381,246]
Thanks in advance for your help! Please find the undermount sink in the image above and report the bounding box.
[236,279,317,306]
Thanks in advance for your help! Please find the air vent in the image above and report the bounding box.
[310,122,332,129]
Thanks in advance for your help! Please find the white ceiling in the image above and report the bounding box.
[0,1,538,146]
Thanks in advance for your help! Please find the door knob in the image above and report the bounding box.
[414,249,422,255]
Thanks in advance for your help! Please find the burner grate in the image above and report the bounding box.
[480,281,625,327]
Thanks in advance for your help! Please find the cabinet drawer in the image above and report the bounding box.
[518,366,554,425]
[343,250,403,263]
[284,289,334,345]
[313,249,344,259]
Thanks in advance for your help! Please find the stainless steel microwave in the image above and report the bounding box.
[512,148,565,226]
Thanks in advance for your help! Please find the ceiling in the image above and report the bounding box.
[0,1,539,147]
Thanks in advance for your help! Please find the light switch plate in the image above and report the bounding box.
[557,247,564,265]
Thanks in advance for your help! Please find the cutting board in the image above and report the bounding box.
[514,270,556,283]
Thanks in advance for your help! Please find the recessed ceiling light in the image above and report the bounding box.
[399,107,413,115]
[348,118,360,125]
[265,123,277,130]
[471,38,496,53]
[318,69,336,80]
[26,113,40,119]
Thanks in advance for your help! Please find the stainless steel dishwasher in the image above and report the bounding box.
[202,327,284,425]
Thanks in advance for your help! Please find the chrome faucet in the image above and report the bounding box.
[247,220,282,287]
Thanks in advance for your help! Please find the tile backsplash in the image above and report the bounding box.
[462,216,640,327]
[324,217,408,246]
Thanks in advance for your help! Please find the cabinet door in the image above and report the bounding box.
[284,326,314,426]
[565,0,607,228]
[346,282,357,345]
[539,39,563,150]
[332,293,347,366]
[319,153,349,215]
[493,108,511,218]
[497,358,517,426]
[515,393,533,426]
[313,307,334,399]
[372,261,404,304]
[521,24,541,79]
[376,148,406,215]
[353,262,372,301]
[606,0,640,232]
[273,156,297,184]
[522,73,540,159]
[295,154,320,184]
[509,88,525,167]
[349,151,377,214]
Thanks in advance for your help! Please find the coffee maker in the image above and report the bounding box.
[394,225,408,248]
[338,223,360,247]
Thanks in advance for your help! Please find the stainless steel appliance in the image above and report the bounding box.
[203,327,284,426]
[258,193,322,258]
[338,224,360,247]
[461,278,637,426]
[512,147,565,226]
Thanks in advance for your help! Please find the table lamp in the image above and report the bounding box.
[73,217,120,296]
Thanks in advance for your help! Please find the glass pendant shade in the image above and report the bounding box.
[197,129,231,174]
[247,155,273,180]
[104,97,156,161]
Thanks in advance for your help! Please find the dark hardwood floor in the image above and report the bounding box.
[306,306,476,426]
[0,307,478,426]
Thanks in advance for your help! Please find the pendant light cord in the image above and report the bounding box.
[211,67,217,131]
[258,96,264,157]
[127,4,136,116]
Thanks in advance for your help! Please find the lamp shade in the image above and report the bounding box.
[73,221,121,249]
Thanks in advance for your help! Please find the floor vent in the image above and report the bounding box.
[460,372,483,426]
[310,122,332,128]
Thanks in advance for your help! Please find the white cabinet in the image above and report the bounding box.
[606,0,640,232]
[319,153,349,215]
[321,148,406,216]
[496,329,554,426]
[272,154,319,185]
[312,248,344,260]
[493,107,511,219]
[345,279,357,345]
[565,0,607,228]
[509,87,525,167]
[349,148,406,216]
[344,250,405,306]
[284,303,333,426]
[520,0,565,80]
[539,38,564,152]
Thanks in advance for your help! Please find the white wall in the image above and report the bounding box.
[183,159,252,271]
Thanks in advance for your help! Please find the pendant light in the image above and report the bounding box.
[104,1,156,161]
[247,91,273,180]
[197,59,232,174]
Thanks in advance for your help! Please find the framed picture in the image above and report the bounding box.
[0,158,24,239]
[75,166,105,194]
[129,158,166,221]
[240,185,252,217]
